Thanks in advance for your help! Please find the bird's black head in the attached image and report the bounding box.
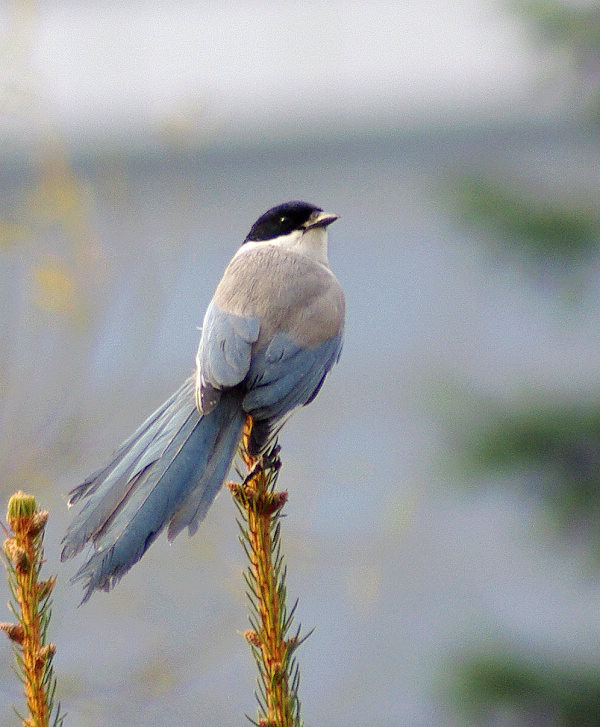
[245,201,324,243]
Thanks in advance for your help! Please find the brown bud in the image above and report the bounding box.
[227,482,243,498]
[28,510,49,537]
[268,490,288,513]
[0,622,24,644]
[37,576,57,600]
[243,629,261,647]
[3,538,29,573]
[35,643,56,670]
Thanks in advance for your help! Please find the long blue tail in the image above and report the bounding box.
[61,378,245,602]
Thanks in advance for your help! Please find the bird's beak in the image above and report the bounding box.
[304,210,339,230]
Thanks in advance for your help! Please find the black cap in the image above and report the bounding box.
[245,201,323,243]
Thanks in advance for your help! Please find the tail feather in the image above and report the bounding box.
[61,380,195,561]
[61,379,245,602]
[67,382,189,507]
[166,411,244,540]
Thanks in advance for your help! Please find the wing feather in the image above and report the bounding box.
[195,302,259,413]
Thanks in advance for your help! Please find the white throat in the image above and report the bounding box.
[238,226,331,266]
[296,226,330,265]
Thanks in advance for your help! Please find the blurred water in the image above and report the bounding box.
[1,123,600,725]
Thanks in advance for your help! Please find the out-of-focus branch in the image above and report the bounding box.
[1,491,64,727]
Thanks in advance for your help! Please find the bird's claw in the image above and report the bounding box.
[243,445,282,485]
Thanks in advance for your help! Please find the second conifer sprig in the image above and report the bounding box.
[1,491,64,727]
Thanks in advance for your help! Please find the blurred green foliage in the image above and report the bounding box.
[513,0,600,123]
[515,0,600,49]
[455,175,600,259]
[447,2,600,723]
[453,648,600,727]
[466,402,600,535]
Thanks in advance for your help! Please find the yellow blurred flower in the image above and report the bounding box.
[33,259,77,314]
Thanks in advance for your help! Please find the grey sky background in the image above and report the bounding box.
[2,0,556,146]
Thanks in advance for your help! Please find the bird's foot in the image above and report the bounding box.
[242,445,281,485]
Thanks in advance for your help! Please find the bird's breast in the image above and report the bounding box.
[213,245,345,349]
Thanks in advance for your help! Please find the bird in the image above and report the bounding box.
[61,200,345,602]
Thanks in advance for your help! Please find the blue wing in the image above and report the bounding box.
[196,301,343,454]
[196,301,260,412]
[242,331,343,453]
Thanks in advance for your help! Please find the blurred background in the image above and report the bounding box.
[1,1,600,725]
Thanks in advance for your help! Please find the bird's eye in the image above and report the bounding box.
[279,216,288,224]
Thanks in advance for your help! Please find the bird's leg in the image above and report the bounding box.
[239,417,282,485]
[242,446,282,485]
[263,443,282,472]
[240,415,255,471]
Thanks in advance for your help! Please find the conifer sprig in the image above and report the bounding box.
[1,492,64,727]
[229,418,310,727]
